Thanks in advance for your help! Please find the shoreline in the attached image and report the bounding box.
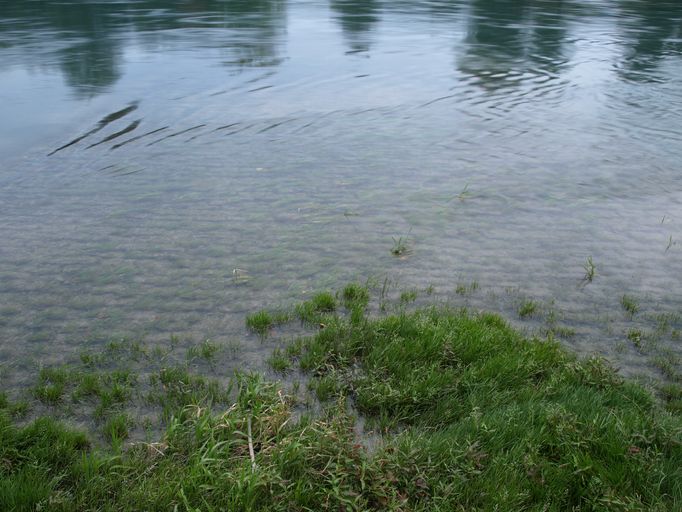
[2,284,681,510]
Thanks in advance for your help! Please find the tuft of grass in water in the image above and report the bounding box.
[245,310,273,336]
[32,367,72,404]
[295,291,336,325]
[518,299,538,318]
[147,366,230,420]
[455,281,479,295]
[103,413,132,444]
[399,289,418,305]
[187,339,221,361]
[268,348,292,373]
[627,328,644,350]
[309,374,341,402]
[582,256,596,284]
[342,283,370,310]
[620,294,639,318]
[547,325,576,339]
[0,392,29,418]
[390,230,412,257]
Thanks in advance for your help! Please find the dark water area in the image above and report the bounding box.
[1,0,682,393]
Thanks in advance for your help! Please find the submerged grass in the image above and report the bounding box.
[2,289,682,511]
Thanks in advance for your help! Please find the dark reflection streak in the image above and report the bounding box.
[257,118,296,133]
[223,124,254,137]
[419,94,458,108]
[146,124,206,146]
[111,126,169,150]
[86,119,141,149]
[248,85,273,93]
[212,123,240,132]
[111,169,144,177]
[47,104,138,155]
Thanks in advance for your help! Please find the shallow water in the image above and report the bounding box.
[1,0,681,392]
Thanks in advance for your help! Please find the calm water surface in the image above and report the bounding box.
[1,0,682,391]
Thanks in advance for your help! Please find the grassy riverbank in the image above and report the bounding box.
[2,286,682,510]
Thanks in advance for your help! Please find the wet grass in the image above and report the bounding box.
[390,231,411,257]
[582,256,596,284]
[455,281,479,295]
[621,294,639,318]
[245,310,274,336]
[295,291,336,325]
[2,288,682,510]
[518,298,538,318]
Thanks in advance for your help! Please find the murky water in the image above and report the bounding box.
[1,0,682,392]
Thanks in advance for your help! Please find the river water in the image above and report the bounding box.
[1,0,681,391]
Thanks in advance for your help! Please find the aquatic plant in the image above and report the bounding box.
[620,294,639,318]
[582,256,596,283]
[518,299,538,318]
[245,310,273,336]
[390,229,412,257]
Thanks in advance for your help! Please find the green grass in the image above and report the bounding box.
[455,281,479,295]
[268,348,292,373]
[187,339,221,361]
[103,413,132,444]
[246,310,274,336]
[518,299,538,318]
[621,294,639,318]
[2,291,682,511]
[295,291,337,325]
[342,283,370,310]
[582,256,596,283]
[32,367,72,404]
[399,289,418,305]
[391,231,411,256]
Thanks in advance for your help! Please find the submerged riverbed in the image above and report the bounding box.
[1,0,681,394]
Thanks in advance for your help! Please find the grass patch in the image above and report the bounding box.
[246,310,274,336]
[295,291,336,325]
[518,299,538,318]
[268,348,292,373]
[621,294,639,318]
[455,281,479,295]
[187,339,221,361]
[399,289,418,305]
[342,283,370,310]
[391,231,411,256]
[103,413,132,444]
[32,367,72,404]
[582,256,596,284]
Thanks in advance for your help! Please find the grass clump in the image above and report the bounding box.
[268,348,292,373]
[518,299,538,318]
[187,339,221,361]
[32,367,71,404]
[399,289,418,305]
[103,413,132,444]
[295,291,337,325]
[390,231,411,257]
[246,310,274,336]
[455,281,479,295]
[342,283,370,310]
[621,294,639,318]
[582,256,596,284]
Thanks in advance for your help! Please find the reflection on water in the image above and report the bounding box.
[1,0,682,393]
